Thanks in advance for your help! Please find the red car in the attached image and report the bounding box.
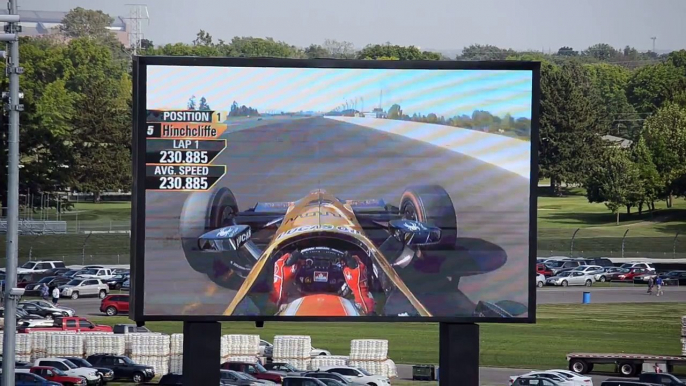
[22,366,86,385]
[100,294,129,316]
[536,263,554,277]
[615,268,648,282]
[221,361,283,384]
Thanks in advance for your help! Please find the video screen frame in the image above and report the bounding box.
[131,55,540,323]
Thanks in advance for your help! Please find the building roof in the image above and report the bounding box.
[0,9,127,29]
[602,135,633,148]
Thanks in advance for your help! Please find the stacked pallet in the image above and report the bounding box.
[309,355,349,370]
[169,334,184,374]
[348,339,395,378]
[127,333,171,374]
[16,333,33,362]
[84,334,125,356]
[46,333,84,357]
[28,331,76,360]
[273,335,312,370]
[220,334,260,364]
[681,316,686,356]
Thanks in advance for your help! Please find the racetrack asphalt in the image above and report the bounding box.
[144,116,531,316]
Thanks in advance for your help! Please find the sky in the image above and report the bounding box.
[23,0,686,54]
[146,65,533,118]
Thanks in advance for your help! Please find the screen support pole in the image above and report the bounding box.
[183,321,221,385]
[439,322,479,386]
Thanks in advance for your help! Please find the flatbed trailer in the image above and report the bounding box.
[567,353,686,377]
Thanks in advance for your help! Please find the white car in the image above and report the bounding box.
[14,260,67,274]
[259,339,331,357]
[31,357,100,383]
[571,265,604,275]
[509,371,575,386]
[536,274,545,288]
[548,369,594,386]
[76,268,116,281]
[546,271,595,287]
[319,365,391,385]
[619,262,656,272]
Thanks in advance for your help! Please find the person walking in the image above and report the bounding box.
[40,283,50,301]
[51,285,60,306]
[647,276,654,295]
[655,276,664,297]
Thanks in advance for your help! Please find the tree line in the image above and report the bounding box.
[1,7,685,224]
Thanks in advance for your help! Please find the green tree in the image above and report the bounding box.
[459,44,515,60]
[357,44,437,61]
[626,62,686,116]
[539,62,606,194]
[557,47,578,56]
[584,63,638,138]
[640,103,686,207]
[630,137,662,213]
[60,7,114,40]
[304,44,330,59]
[387,104,402,119]
[583,43,620,61]
[585,147,640,224]
[322,39,356,59]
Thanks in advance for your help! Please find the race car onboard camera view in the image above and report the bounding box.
[143,64,534,318]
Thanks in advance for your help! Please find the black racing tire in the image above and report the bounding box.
[399,185,457,249]
[179,187,249,290]
[569,359,590,374]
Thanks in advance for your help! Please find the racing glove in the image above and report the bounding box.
[270,251,302,306]
[342,254,376,315]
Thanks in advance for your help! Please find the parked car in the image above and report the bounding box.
[8,372,63,386]
[510,371,575,385]
[76,268,116,281]
[282,377,327,386]
[112,323,151,334]
[619,262,656,272]
[319,366,391,386]
[104,274,129,290]
[537,264,555,277]
[31,357,100,385]
[58,356,115,384]
[638,372,686,385]
[614,268,649,282]
[100,294,130,316]
[571,265,605,275]
[580,258,614,267]
[23,276,71,296]
[14,260,67,275]
[221,361,284,384]
[17,316,113,333]
[18,301,72,319]
[219,369,272,385]
[546,260,583,275]
[546,271,595,287]
[86,354,156,383]
[301,371,363,385]
[264,362,305,374]
[659,270,686,286]
[512,376,566,385]
[24,300,75,317]
[537,274,546,288]
[15,366,87,385]
[595,267,625,282]
[547,369,594,386]
[59,278,109,299]
[121,279,130,291]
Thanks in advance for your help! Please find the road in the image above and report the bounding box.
[144,116,531,316]
[66,285,686,319]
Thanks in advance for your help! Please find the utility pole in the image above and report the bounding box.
[124,3,149,55]
[650,37,656,53]
[1,0,22,385]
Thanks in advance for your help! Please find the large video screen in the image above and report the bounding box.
[133,57,538,322]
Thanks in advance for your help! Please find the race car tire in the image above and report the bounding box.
[179,187,247,290]
[399,185,457,249]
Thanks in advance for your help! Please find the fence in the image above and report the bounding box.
[2,223,686,267]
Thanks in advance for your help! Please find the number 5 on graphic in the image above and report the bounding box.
[147,125,154,135]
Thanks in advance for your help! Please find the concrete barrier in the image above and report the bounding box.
[324,116,531,178]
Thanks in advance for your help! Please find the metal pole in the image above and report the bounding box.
[2,0,21,384]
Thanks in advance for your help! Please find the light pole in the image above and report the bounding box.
[650,37,656,53]
[1,1,23,385]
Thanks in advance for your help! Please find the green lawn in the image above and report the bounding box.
[89,303,686,369]
[6,189,686,263]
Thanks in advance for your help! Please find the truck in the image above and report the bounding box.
[17,316,113,333]
[567,352,686,377]
[30,358,101,385]
[16,366,87,385]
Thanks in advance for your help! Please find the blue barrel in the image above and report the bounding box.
[582,291,591,304]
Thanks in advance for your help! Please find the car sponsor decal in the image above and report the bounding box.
[275,224,361,240]
[314,271,329,283]
[284,210,347,224]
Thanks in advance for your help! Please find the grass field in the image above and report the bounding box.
[5,187,686,264]
[87,303,685,368]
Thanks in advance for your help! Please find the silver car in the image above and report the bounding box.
[59,278,110,299]
[546,271,596,287]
